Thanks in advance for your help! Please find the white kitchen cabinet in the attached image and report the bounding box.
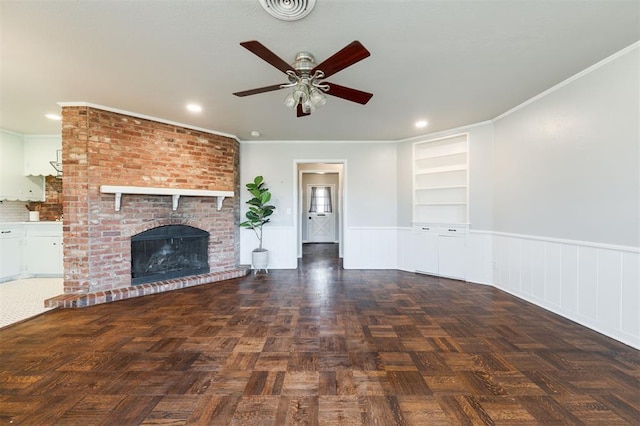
[23,135,62,176]
[24,224,63,276]
[0,224,23,281]
[24,236,63,275]
[0,130,45,201]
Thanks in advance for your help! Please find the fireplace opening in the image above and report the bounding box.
[131,225,209,285]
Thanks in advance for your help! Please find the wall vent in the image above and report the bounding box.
[258,0,316,21]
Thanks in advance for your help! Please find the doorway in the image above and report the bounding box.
[296,162,344,261]
[306,184,336,243]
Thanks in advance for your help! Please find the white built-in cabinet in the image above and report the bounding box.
[0,223,63,282]
[412,134,469,280]
[0,130,45,201]
[0,224,23,280]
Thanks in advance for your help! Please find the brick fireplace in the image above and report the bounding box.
[47,105,247,308]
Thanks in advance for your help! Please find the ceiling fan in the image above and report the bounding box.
[233,40,373,117]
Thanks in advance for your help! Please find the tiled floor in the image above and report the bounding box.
[0,277,63,328]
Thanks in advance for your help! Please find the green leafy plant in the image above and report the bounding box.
[240,176,275,251]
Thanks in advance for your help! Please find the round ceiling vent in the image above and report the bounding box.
[258,0,316,21]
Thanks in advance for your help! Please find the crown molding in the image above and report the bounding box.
[493,41,640,122]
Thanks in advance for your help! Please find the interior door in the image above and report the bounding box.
[307,185,335,243]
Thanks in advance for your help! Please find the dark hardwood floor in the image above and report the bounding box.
[1,243,638,425]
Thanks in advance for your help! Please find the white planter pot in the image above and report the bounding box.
[252,249,269,273]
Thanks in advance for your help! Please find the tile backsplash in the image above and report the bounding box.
[0,200,30,222]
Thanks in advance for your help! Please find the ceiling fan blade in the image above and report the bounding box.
[240,40,296,75]
[324,82,373,105]
[233,84,286,97]
[311,41,370,78]
[297,103,310,117]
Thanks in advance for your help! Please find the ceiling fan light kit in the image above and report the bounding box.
[258,0,316,21]
[233,40,373,117]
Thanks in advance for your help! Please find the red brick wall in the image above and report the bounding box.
[61,106,240,294]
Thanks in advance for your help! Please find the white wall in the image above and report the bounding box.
[492,45,639,247]
[240,141,397,268]
[490,44,639,348]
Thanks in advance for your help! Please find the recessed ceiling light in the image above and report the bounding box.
[415,120,428,129]
[186,103,202,113]
[250,131,261,137]
[45,113,61,120]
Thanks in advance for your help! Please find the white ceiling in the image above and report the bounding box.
[1,0,638,141]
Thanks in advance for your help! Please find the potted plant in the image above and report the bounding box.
[240,175,275,273]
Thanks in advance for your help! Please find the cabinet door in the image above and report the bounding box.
[0,131,45,201]
[414,228,438,275]
[0,234,23,279]
[438,235,466,279]
[24,236,63,275]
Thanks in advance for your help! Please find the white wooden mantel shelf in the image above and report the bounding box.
[100,185,234,211]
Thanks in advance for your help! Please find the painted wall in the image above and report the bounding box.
[239,141,397,267]
[490,44,639,348]
[240,142,397,227]
[492,45,639,247]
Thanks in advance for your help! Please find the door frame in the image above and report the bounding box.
[294,160,346,259]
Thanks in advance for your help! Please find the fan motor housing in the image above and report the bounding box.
[292,51,316,75]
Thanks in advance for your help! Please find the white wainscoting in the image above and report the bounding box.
[240,226,297,269]
[397,227,414,272]
[401,227,638,348]
[466,231,493,285]
[343,227,398,269]
[492,232,639,349]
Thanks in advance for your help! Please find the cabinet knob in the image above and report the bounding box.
[448,229,456,232]
[422,227,429,231]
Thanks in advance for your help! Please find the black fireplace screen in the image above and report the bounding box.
[131,225,209,285]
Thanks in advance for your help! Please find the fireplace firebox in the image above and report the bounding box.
[131,225,209,285]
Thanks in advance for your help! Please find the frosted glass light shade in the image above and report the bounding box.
[284,92,297,108]
[309,88,327,107]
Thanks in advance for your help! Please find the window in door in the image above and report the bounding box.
[309,186,332,213]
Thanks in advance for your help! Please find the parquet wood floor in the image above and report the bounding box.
[0,243,638,425]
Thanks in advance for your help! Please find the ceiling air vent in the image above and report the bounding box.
[258,0,316,21]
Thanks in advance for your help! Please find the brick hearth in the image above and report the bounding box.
[45,267,249,308]
[59,105,242,307]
